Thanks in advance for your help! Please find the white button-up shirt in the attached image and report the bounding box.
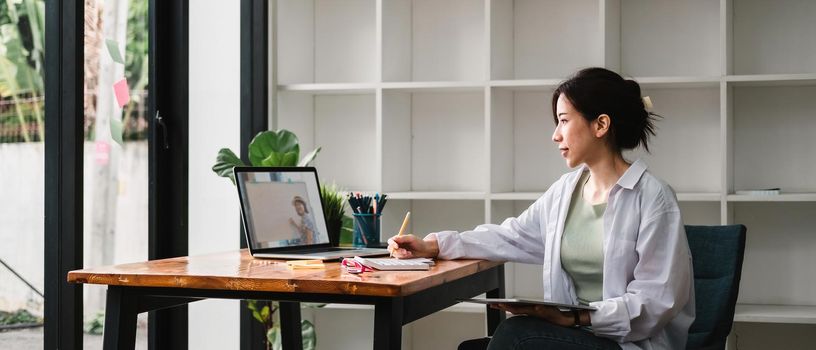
[430,160,695,350]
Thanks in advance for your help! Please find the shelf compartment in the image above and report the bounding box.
[490,88,568,193]
[624,87,721,194]
[735,304,816,325]
[733,203,816,306]
[611,0,720,77]
[382,0,485,82]
[382,90,486,192]
[490,0,602,80]
[732,0,816,75]
[732,85,816,193]
[381,200,485,240]
[276,92,377,191]
[276,0,376,84]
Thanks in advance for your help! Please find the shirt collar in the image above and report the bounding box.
[616,159,648,190]
[574,159,648,191]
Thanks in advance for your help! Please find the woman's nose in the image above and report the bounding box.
[552,128,561,143]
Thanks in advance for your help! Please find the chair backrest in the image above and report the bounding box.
[684,225,747,350]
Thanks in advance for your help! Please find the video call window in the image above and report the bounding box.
[238,171,329,249]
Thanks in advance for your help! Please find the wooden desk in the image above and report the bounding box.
[68,250,505,349]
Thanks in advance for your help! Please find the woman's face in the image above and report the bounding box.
[294,202,305,215]
[552,94,603,168]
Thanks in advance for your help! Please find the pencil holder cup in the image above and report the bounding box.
[352,213,381,248]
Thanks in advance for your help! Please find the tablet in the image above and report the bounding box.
[458,298,597,311]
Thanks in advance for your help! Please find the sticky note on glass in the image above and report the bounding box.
[105,39,125,64]
[110,117,123,146]
[113,78,130,108]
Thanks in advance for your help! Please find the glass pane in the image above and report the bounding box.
[0,0,46,344]
[81,0,148,348]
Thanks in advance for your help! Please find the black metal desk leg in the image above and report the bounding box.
[486,265,506,336]
[373,297,404,350]
[279,301,302,350]
[103,286,139,350]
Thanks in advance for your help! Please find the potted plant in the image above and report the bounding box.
[212,129,340,350]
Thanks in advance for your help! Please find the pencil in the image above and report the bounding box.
[397,211,410,237]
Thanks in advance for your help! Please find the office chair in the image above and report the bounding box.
[685,224,747,350]
[457,224,747,350]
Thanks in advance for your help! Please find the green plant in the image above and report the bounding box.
[247,300,319,350]
[0,308,40,326]
[0,0,45,142]
[214,129,326,350]
[84,311,105,335]
[320,183,347,243]
[212,129,321,184]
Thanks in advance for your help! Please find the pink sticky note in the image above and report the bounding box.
[95,140,110,165]
[113,78,130,108]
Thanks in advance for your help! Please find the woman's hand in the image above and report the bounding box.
[387,234,439,259]
[490,304,576,327]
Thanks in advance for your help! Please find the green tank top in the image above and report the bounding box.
[561,171,606,305]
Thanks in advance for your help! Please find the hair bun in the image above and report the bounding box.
[624,79,642,98]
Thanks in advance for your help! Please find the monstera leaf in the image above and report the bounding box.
[211,148,246,184]
[212,129,321,183]
[249,130,300,166]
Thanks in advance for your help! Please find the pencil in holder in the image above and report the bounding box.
[352,213,381,248]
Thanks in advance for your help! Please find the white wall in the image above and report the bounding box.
[188,1,241,349]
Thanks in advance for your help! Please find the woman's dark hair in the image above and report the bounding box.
[292,196,309,213]
[552,67,659,152]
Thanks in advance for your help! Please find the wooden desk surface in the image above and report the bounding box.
[68,250,502,297]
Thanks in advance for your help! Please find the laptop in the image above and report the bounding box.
[234,166,389,260]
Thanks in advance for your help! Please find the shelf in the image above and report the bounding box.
[675,193,721,202]
[387,192,486,200]
[735,304,816,324]
[278,83,378,94]
[726,74,816,87]
[490,79,561,90]
[381,81,485,92]
[727,193,816,202]
[489,192,721,202]
[634,76,721,89]
[490,192,542,201]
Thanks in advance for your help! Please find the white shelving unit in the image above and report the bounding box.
[273,0,816,344]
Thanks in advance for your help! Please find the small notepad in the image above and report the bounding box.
[353,256,434,271]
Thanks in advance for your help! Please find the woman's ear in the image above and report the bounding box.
[594,114,611,138]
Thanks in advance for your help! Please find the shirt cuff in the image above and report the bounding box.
[589,298,632,339]
[424,231,461,259]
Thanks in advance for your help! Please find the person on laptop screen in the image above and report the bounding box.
[289,195,317,245]
[388,68,694,350]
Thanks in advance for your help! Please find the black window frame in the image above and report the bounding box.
[44,0,190,348]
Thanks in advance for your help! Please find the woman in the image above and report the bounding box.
[289,195,317,244]
[388,68,695,350]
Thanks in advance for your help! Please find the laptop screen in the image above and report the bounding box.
[236,169,330,250]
